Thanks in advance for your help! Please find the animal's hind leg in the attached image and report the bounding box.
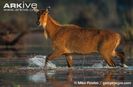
[65,55,73,67]
[109,58,116,67]
[116,51,126,67]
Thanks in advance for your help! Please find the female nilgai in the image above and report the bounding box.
[33,8,126,68]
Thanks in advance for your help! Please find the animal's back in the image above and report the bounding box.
[53,26,121,54]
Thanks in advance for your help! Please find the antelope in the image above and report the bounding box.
[33,8,127,68]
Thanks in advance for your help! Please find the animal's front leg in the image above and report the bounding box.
[44,49,65,68]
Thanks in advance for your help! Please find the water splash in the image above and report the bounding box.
[91,60,128,68]
[27,55,129,70]
[123,64,128,68]
[28,55,56,69]
[119,63,128,68]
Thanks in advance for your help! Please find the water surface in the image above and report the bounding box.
[0,42,133,87]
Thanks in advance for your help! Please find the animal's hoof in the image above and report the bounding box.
[68,67,74,70]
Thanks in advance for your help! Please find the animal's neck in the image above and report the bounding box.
[45,15,61,39]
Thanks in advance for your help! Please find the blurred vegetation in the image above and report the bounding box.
[122,20,133,41]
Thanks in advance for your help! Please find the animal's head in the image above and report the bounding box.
[33,7,50,28]
[33,7,50,39]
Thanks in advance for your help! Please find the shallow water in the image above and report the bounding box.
[0,42,133,87]
[0,57,133,87]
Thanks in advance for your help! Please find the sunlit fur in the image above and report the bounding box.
[37,9,126,67]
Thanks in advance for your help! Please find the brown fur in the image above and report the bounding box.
[37,9,126,67]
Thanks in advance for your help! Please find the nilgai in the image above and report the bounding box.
[33,8,126,68]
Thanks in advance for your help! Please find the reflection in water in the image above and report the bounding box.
[0,69,133,87]
[0,67,132,87]
[29,71,47,83]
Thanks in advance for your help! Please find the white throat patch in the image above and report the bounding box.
[42,22,48,39]
[44,30,48,40]
[42,22,47,28]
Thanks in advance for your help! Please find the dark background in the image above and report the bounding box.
[0,0,133,57]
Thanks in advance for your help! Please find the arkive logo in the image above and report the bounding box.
[3,1,38,11]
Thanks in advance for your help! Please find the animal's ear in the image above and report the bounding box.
[46,8,49,13]
[46,6,51,13]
